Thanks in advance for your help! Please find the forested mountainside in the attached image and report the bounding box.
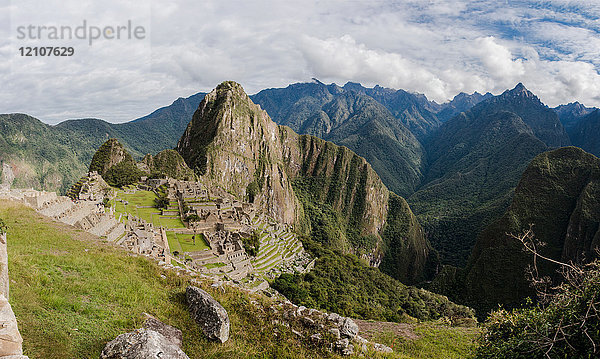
[410,84,568,266]
[433,147,600,315]
[0,113,94,193]
[568,110,600,158]
[0,93,204,194]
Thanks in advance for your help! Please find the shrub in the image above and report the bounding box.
[241,231,260,257]
[246,181,259,203]
[155,197,169,210]
[185,214,200,222]
[475,230,600,358]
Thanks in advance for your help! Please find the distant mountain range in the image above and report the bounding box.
[0,81,598,272]
[0,93,204,193]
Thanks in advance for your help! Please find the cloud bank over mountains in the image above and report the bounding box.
[1,0,599,123]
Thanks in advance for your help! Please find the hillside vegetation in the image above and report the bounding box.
[460,147,600,315]
[273,238,473,323]
[476,258,600,359]
[2,201,479,358]
[0,93,204,194]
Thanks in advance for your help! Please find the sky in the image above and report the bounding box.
[1,0,599,124]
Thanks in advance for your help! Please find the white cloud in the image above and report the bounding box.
[472,37,525,88]
[301,34,454,102]
[0,0,599,123]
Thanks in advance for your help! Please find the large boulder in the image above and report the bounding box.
[142,314,183,348]
[186,286,230,343]
[100,329,189,359]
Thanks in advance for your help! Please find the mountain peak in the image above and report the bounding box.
[507,83,534,98]
[216,80,244,92]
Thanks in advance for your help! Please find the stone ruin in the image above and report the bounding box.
[122,216,167,259]
[67,171,111,202]
[1,176,311,287]
[0,230,29,358]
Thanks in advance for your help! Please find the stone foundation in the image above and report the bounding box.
[0,232,28,358]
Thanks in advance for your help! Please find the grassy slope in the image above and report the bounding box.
[366,323,479,359]
[1,201,324,359]
[2,200,479,358]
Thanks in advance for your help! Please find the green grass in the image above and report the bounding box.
[165,231,209,254]
[119,189,157,207]
[0,200,340,359]
[108,189,185,230]
[176,234,210,252]
[136,207,162,225]
[158,216,185,229]
[368,323,479,359]
[166,231,183,253]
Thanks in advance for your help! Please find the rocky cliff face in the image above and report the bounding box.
[176,81,433,283]
[176,81,301,225]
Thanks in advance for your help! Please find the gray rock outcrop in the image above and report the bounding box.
[340,318,359,339]
[100,329,189,359]
[142,314,183,348]
[374,342,394,353]
[186,286,230,343]
[333,338,354,356]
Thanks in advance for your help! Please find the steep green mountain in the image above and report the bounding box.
[568,110,600,158]
[140,149,196,181]
[459,147,600,315]
[0,93,205,194]
[410,84,568,266]
[251,82,426,197]
[554,101,596,130]
[88,138,136,176]
[176,81,436,284]
[89,138,146,187]
[0,114,94,193]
